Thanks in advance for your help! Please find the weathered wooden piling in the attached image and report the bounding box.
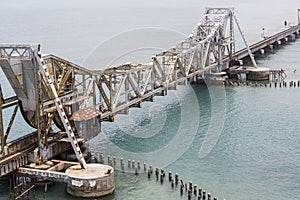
[161,169,165,178]
[188,189,192,200]
[113,157,116,165]
[208,193,211,200]
[100,153,104,164]
[175,173,179,185]
[189,181,193,191]
[180,184,184,195]
[128,159,131,168]
[168,171,172,181]
[199,188,202,198]
[132,160,135,168]
[148,168,151,178]
[171,180,174,189]
[155,168,159,179]
[137,161,140,170]
[160,174,164,183]
[108,155,111,165]
[120,158,124,171]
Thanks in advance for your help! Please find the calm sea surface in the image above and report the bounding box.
[1,1,300,199]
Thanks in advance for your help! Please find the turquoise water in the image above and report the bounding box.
[1,1,300,199]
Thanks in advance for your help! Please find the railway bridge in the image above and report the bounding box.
[0,7,300,198]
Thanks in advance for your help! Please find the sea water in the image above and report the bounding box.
[0,0,300,199]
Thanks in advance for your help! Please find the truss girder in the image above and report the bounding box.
[0,8,244,167]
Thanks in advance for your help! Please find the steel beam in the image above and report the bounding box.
[0,85,4,154]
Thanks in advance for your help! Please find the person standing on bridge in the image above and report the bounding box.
[261,28,268,39]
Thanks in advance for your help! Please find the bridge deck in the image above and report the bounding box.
[227,24,300,63]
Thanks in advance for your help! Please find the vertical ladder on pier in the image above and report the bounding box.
[38,56,87,169]
[232,12,258,68]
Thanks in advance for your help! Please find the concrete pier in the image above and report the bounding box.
[246,67,270,81]
[65,164,114,198]
[228,66,270,81]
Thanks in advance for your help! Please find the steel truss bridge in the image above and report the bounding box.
[0,8,298,173]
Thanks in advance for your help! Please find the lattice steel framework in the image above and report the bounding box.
[0,8,256,168]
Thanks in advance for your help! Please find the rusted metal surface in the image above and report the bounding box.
[1,96,18,109]
[70,107,101,121]
[4,104,19,143]
[0,8,299,171]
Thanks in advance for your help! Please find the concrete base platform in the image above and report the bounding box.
[205,72,228,84]
[228,66,270,81]
[65,163,114,198]
[246,67,270,81]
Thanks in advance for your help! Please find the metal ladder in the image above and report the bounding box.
[233,12,258,68]
[36,52,87,169]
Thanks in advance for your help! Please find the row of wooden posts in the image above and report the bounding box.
[225,80,300,88]
[92,152,223,200]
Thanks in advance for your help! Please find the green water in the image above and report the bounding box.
[1,0,300,199]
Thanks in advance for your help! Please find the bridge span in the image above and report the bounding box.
[229,24,300,64]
